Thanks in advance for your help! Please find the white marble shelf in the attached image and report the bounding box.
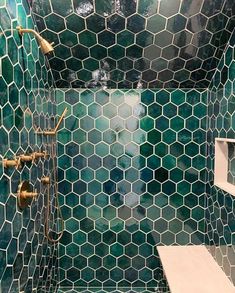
[157,245,235,293]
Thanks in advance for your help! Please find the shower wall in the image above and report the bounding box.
[0,1,57,292]
[30,0,234,89]
[206,28,235,284]
[57,88,207,289]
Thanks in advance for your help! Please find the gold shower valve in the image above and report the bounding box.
[20,190,38,199]
[17,181,38,209]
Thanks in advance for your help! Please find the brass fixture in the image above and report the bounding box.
[17,181,38,209]
[31,151,48,163]
[3,157,21,169]
[33,151,47,160]
[3,151,47,169]
[41,176,50,185]
[16,25,54,55]
[36,107,68,136]
[19,151,48,164]
[19,154,34,163]
[44,143,64,243]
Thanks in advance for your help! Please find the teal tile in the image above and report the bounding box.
[147,15,166,33]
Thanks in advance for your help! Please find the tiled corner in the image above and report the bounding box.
[0,0,57,292]
[228,142,235,185]
[57,88,207,290]
[29,0,234,88]
[206,28,235,284]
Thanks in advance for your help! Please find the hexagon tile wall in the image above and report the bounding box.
[29,0,235,88]
[0,0,58,292]
[207,29,235,284]
[1,0,235,292]
[57,88,207,290]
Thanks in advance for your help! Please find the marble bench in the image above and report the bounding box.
[157,245,235,293]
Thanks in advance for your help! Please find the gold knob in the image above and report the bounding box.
[19,154,34,163]
[20,190,38,199]
[3,157,21,169]
[41,176,50,185]
[33,151,48,160]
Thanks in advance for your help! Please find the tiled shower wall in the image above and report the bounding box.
[57,88,207,289]
[0,1,57,292]
[30,0,235,89]
[207,28,235,284]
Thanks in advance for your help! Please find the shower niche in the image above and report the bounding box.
[214,138,235,196]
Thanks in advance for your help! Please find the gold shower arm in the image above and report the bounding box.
[17,26,42,40]
[36,107,68,136]
[16,26,54,55]
[54,107,68,133]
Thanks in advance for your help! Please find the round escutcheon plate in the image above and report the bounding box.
[17,181,33,209]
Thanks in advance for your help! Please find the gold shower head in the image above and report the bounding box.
[16,26,54,55]
[37,38,54,55]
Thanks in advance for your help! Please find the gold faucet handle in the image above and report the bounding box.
[32,151,48,160]
[41,176,50,185]
[19,154,34,163]
[3,157,21,169]
[20,189,38,199]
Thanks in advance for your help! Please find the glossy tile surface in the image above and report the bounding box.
[29,0,235,88]
[227,142,235,185]
[57,88,207,289]
[207,28,235,285]
[1,0,234,292]
[0,0,57,292]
